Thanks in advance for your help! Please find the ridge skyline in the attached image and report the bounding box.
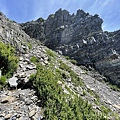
[0,0,120,32]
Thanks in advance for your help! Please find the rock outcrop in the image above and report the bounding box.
[21,9,120,87]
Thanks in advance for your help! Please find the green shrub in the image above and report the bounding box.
[46,49,56,62]
[29,63,108,120]
[110,85,120,91]
[65,56,70,59]
[0,42,18,78]
[65,56,77,65]
[30,56,39,64]
[59,60,71,72]
[46,49,55,58]
[0,75,7,85]
[70,59,77,65]
[106,82,120,92]
[100,106,111,114]
[28,42,32,49]
[59,61,84,87]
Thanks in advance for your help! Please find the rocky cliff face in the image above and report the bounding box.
[21,9,120,87]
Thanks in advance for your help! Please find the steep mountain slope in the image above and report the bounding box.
[21,9,120,87]
[0,11,120,119]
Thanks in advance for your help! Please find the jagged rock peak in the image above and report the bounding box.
[54,8,70,15]
[54,8,70,19]
[76,9,88,17]
[46,8,103,27]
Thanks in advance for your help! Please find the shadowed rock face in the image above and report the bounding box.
[20,9,120,87]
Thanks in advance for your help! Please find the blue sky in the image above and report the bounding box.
[0,0,120,32]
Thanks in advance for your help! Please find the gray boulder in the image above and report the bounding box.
[8,76,18,88]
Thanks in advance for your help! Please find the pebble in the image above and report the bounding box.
[4,114,11,119]
[29,109,36,117]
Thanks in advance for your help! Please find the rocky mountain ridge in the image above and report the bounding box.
[0,10,120,119]
[21,9,120,87]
